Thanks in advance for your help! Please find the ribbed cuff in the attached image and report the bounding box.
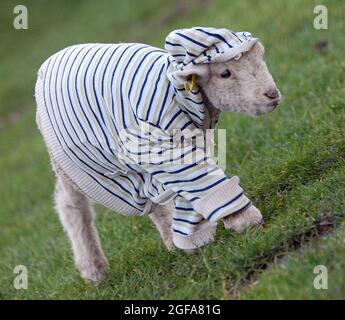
[194,176,251,222]
[172,222,217,250]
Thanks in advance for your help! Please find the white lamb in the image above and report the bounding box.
[35,27,281,284]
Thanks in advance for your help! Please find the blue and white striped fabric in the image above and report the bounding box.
[165,27,256,67]
[35,27,256,248]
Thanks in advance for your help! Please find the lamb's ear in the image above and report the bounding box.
[174,64,210,84]
[248,41,265,57]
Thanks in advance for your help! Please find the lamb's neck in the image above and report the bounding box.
[200,89,221,129]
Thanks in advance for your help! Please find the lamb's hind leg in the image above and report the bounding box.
[54,174,108,285]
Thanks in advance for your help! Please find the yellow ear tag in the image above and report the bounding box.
[184,74,197,92]
[184,82,191,92]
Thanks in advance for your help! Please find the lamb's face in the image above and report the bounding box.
[200,42,282,115]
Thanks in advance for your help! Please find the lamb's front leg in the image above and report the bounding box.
[222,204,264,232]
[54,174,108,285]
[149,201,176,251]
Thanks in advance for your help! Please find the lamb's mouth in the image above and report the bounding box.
[268,99,281,107]
[253,101,280,115]
[263,99,281,111]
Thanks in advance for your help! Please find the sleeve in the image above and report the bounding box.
[117,120,252,222]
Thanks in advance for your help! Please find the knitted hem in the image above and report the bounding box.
[194,176,250,222]
[172,222,217,250]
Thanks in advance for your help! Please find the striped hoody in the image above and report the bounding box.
[35,27,258,249]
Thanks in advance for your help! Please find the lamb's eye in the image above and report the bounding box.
[220,69,231,78]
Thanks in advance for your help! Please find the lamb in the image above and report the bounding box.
[35,27,281,284]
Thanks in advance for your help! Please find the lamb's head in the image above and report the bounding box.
[176,42,281,116]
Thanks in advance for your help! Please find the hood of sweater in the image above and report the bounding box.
[165,27,258,127]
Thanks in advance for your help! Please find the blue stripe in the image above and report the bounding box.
[195,28,233,49]
[181,120,193,130]
[184,97,204,105]
[129,50,164,105]
[110,44,136,118]
[175,206,194,211]
[92,45,112,126]
[231,32,243,43]
[101,45,123,98]
[203,51,211,62]
[172,228,189,236]
[176,32,208,48]
[156,81,173,125]
[180,107,204,123]
[145,144,198,166]
[100,46,125,137]
[83,46,115,153]
[151,155,208,176]
[135,54,164,118]
[165,41,198,57]
[73,46,109,150]
[165,41,183,47]
[213,44,220,53]
[164,166,218,186]
[119,45,150,128]
[177,176,227,194]
[208,192,245,220]
[236,200,252,213]
[146,63,165,120]
[164,109,182,130]
[173,218,202,225]
[151,180,160,194]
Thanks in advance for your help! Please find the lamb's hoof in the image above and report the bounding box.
[76,255,109,285]
[183,248,198,255]
[223,205,263,233]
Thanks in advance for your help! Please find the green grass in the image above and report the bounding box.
[0,0,345,299]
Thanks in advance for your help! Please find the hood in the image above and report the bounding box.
[164,27,258,127]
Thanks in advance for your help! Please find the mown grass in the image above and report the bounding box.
[0,0,344,299]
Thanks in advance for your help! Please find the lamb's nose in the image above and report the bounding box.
[264,88,279,99]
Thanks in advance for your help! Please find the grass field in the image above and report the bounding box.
[0,0,344,299]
